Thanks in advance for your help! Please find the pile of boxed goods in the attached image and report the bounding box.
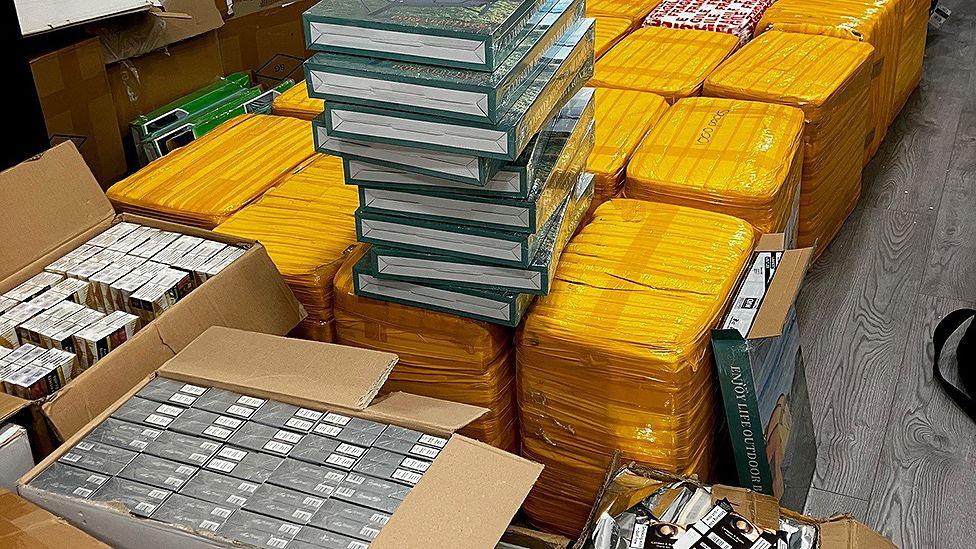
[107,114,316,229]
[704,31,875,254]
[642,0,776,43]
[272,84,326,121]
[586,0,665,26]
[18,327,543,548]
[215,154,360,343]
[592,16,634,58]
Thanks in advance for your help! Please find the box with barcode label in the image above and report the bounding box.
[192,387,266,420]
[228,421,305,457]
[89,477,171,518]
[251,401,324,433]
[83,417,163,453]
[244,484,328,524]
[334,472,410,514]
[268,459,348,499]
[169,408,244,443]
[110,396,187,429]
[57,439,137,477]
[203,445,283,484]
[309,499,390,543]
[117,453,198,492]
[179,469,260,509]
[135,377,209,407]
[141,430,222,467]
[150,493,236,533]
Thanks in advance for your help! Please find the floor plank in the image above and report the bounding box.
[864,295,976,549]
[804,487,871,523]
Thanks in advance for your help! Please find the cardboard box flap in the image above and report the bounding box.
[755,233,786,252]
[710,485,780,531]
[90,0,224,64]
[0,489,108,548]
[0,393,29,425]
[373,436,543,549]
[818,516,897,549]
[160,327,397,411]
[0,142,113,284]
[366,392,489,436]
[748,246,813,339]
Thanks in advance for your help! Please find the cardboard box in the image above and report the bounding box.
[0,142,304,453]
[711,234,816,510]
[91,0,225,64]
[0,425,33,490]
[29,37,126,185]
[19,326,543,548]
[0,488,109,548]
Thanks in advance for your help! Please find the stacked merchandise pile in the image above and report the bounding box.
[705,31,875,254]
[300,0,597,450]
[272,82,325,121]
[516,199,756,535]
[586,87,670,215]
[593,16,634,59]
[586,0,664,26]
[589,26,739,103]
[643,0,776,44]
[757,0,924,160]
[107,115,316,229]
[215,155,359,343]
[625,97,805,238]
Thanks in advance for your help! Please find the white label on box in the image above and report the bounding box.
[169,393,197,406]
[207,459,236,473]
[200,520,220,532]
[419,434,447,448]
[142,428,162,437]
[302,496,324,508]
[149,489,168,500]
[263,441,293,455]
[202,441,220,451]
[279,524,301,536]
[135,502,157,514]
[75,442,94,451]
[316,484,337,495]
[392,469,422,484]
[214,416,242,429]
[630,524,648,548]
[239,481,258,493]
[61,453,81,463]
[268,537,288,549]
[401,457,430,472]
[293,510,313,522]
[130,440,148,450]
[190,453,208,464]
[73,487,93,497]
[296,408,323,421]
[226,405,254,418]
[181,384,206,395]
[325,471,345,481]
[164,477,183,487]
[337,443,365,457]
[351,542,369,549]
[314,424,342,437]
[176,465,196,475]
[326,454,356,468]
[360,526,380,539]
[237,396,265,407]
[410,444,440,459]
[286,418,314,431]
[323,413,351,426]
[156,404,183,417]
[335,486,356,498]
[87,474,107,485]
[203,426,232,439]
[371,513,389,525]
[146,414,172,427]
[227,494,248,506]
[212,507,232,518]
[274,430,303,444]
[345,474,365,485]
[218,447,247,461]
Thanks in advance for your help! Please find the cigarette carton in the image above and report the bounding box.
[106,226,157,254]
[88,256,146,312]
[72,311,139,370]
[308,499,390,542]
[352,447,431,486]
[58,439,138,477]
[228,421,304,457]
[202,445,283,483]
[82,417,163,453]
[217,509,301,548]
[142,431,222,467]
[127,268,194,325]
[191,386,266,419]
[293,526,370,549]
[111,396,186,429]
[313,412,385,447]
[168,408,243,442]
[267,459,347,498]
[118,453,199,491]
[151,235,204,266]
[150,492,236,533]
[135,376,209,407]
[170,240,227,275]
[109,261,167,316]
[90,477,171,517]
[29,461,108,499]
[178,469,259,508]
[251,400,323,433]
[86,222,140,248]
[243,483,327,524]
[334,472,410,514]
[2,272,64,303]
[44,244,102,276]
[193,246,246,285]
[128,231,180,259]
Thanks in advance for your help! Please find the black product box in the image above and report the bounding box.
[308,499,390,542]
[168,407,244,442]
[203,445,283,483]
[290,434,366,469]
[58,439,138,477]
[352,448,431,486]
[251,401,323,432]
[136,377,209,407]
[192,386,266,419]
[217,509,302,548]
[29,462,108,499]
[267,459,348,498]
[90,477,171,517]
[242,484,328,524]
[118,453,199,491]
[142,431,223,466]
[83,417,164,452]
[382,424,447,449]
[373,433,442,460]
[178,470,259,508]
[312,413,385,446]
[227,421,305,457]
[294,525,371,549]
[150,493,236,533]
[335,472,410,514]
[111,396,186,429]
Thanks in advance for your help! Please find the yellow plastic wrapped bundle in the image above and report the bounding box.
[334,246,519,452]
[587,88,669,216]
[517,199,755,536]
[705,31,874,256]
[108,114,315,229]
[590,27,740,103]
[586,0,664,25]
[893,0,929,114]
[215,154,359,342]
[757,0,902,160]
[272,82,325,121]
[593,16,634,59]
[625,97,804,237]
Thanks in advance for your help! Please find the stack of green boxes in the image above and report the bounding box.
[302,0,597,327]
[130,73,295,166]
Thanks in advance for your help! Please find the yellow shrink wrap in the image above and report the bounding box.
[334,246,519,452]
[586,0,664,25]
[893,0,929,113]
[517,199,755,536]
[704,31,874,256]
[272,82,324,121]
[593,16,634,59]
[758,0,904,160]
[590,27,739,103]
[108,114,315,229]
[625,97,804,237]
[215,154,359,342]
[587,88,669,216]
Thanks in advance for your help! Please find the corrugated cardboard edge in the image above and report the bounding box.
[710,485,780,531]
[0,489,109,548]
[366,392,489,437]
[818,515,898,549]
[748,246,812,339]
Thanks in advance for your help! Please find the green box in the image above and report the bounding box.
[302,0,547,71]
[321,18,594,161]
[304,0,582,124]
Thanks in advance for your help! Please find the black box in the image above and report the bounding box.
[267,459,347,498]
[90,477,171,517]
[111,395,186,429]
[352,448,431,486]
[150,493,236,533]
[294,525,371,549]
[334,471,409,514]
[216,509,301,547]
[308,499,389,542]
[118,453,198,491]
[142,430,222,467]
[82,417,163,452]
[58,439,138,477]
[242,484,327,524]
[251,401,323,432]
[168,407,244,442]
[178,470,259,508]
[290,434,366,470]
[135,377,209,407]
[203,445,283,483]
[29,461,109,499]
[192,386,266,419]
[312,413,385,447]
[227,421,305,457]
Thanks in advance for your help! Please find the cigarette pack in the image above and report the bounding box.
[106,226,158,254]
[178,469,259,508]
[86,222,140,248]
[5,349,77,399]
[251,401,323,432]
[352,447,431,486]
[72,310,139,370]
[109,261,167,316]
[44,244,102,276]
[267,459,348,498]
[66,250,125,290]
[42,307,104,354]
[192,387,266,419]
[228,421,305,457]
[129,231,180,259]
[313,413,385,447]
[242,484,327,524]
[150,492,236,533]
[118,453,199,491]
[169,408,244,442]
[170,240,227,275]
[2,272,64,303]
[203,445,283,483]
[136,376,209,407]
[334,472,410,514]
[142,431,222,466]
[293,526,370,549]
[128,268,194,324]
[88,256,146,312]
[193,246,245,284]
[308,499,390,542]
[291,434,366,469]
[29,461,108,499]
[111,395,187,429]
[82,417,163,453]
[90,477,171,517]
[151,235,204,266]
[216,509,301,548]
[58,439,138,477]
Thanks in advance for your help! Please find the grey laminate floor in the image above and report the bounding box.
[798,2,976,547]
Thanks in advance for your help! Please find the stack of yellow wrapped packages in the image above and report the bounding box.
[705,31,874,255]
[593,16,635,59]
[215,154,359,342]
[590,26,740,103]
[757,0,924,160]
[333,246,519,452]
[625,97,804,239]
[586,0,665,27]
[107,114,315,229]
[271,81,325,121]
[587,88,670,216]
[517,199,755,536]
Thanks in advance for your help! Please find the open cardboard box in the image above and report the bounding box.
[0,488,109,548]
[18,326,543,548]
[0,143,305,456]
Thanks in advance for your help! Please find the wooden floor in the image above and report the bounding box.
[799,2,976,547]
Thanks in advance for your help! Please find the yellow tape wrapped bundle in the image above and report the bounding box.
[625,97,804,238]
[893,0,929,114]
[334,246,518,452]
[107,114,315,229]
[272,82,324,121]
[587,88,669,216]
[593,16,634,59]
[517,199,755,536]
[757,0,915,160]
[215,154,359,342]
[586,0,664,25]
[705,31,874,256]
[590,27,739,103]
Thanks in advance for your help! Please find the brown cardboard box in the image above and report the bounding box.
[91,0,224,64]
[19,327,544,548]
[0,489,108,548]
[217,1,316,88]
[499,525,573,548]
[0,142,304,452]
[29,37,126,185]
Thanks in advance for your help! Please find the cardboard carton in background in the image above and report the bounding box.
[0,142,304,457]
[0,489,109,548]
